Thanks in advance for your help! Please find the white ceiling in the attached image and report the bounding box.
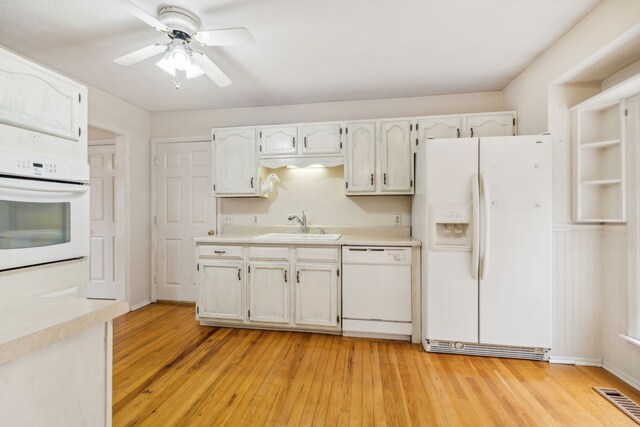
[0,0,601,112]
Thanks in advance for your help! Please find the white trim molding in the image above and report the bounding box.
[619,334,640,350]
[603,362,640,393]
[129,299,151,311]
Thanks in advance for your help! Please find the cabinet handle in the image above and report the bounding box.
[214,250,226,254]
[304,136,307,148]
[238,268,241,280]
[457,128,460,138]
[371,174,374,185]
[293,136,296,148]
[470,128,474,137]
[284,270,288,283]
[383,173,387,185]
[250,177,254,188]
[296,271,300,283]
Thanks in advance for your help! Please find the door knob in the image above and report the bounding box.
[208,229,215,236]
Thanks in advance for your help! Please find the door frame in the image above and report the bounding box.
[150,135,219,302]
[88,119,129,303]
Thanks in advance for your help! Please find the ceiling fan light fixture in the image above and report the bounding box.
[186,61,204,79]
[155,52,177,77]
[169,45,190,70]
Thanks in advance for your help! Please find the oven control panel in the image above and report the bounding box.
[0,151,72,179]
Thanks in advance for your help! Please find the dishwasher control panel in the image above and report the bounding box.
[342,246,411,265]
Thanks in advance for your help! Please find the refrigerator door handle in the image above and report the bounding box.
[480,172,491,280]
[471,173,480,280]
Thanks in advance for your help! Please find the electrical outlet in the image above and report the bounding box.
[224,215,234,224]
[253,215,259,224]
[394,214,402,225]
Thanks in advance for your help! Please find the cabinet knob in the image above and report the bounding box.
[208,229,215,236]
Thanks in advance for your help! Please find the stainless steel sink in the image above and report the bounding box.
[255,233,342,241]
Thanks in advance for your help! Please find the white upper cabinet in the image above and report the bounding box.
[467,113,515,137]
[301,122,343,155]
[418,116,463,140]
[345,122,376,193]
[198,260,244,320]
[295,263,339,328]
[381,119,413,193]
[259,125,298,157]
[248,262,290,324]
[213,128,260,196]
[0,47,83,142]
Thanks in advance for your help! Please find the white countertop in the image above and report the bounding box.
[0,296,128,365]
[194,233,421,247]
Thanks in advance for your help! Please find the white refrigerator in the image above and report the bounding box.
[412,135,552,360]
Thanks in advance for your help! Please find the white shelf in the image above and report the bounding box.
[580,139,621,149]
[580,179,622,185]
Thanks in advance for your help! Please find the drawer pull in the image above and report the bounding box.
[214,250,226,254]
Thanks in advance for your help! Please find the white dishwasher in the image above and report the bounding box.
[342,246,412,341]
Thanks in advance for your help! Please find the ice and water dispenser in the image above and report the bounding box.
[429,206,472,250]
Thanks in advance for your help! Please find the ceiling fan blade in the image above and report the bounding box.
[192,27,254,46]
[121,0,170,33]
[114,43,167,65]
[191,51,232,87]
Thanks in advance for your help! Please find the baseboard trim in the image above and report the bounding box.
[549,356,602,366]
[129,299,151,311]
[602,362,640,393]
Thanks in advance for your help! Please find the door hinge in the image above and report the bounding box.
[248,309,251,318]
[248,265,251,273]
[259,131,262,138]
[337,268,340,277]
[410,124,413,131]
[197,264,199,271]
[337,315,340,323]
[78,127,82,137]
[410,179,413,187]
[212,134,216,141]
[154,216,157,225]
[79,93,82,103]
[345,181,349,189]
[340,142,343,149]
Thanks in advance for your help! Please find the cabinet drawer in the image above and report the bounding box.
[199,245,243,259]
[248,246,289,260]
[295,247,339,263]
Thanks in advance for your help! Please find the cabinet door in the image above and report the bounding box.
[198,261,244,320]
[418,116,463,140]
[213,128,258,195]
[259,126,298,156]
[295,263,339,328]
[381,119,413,193]
[345,122,376,193]
[301,122,342,155]
[0,48,82,141]
[467,113,515,137]
[248,262,289,324]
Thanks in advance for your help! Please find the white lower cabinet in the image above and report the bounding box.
[295,263,339,328]
[248,262,289,324]
[197,244,341,333]
[198,260,244,320]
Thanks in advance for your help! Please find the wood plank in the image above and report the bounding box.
[113,303,640,427]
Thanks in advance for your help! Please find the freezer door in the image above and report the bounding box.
[478,135,552,348]
[425,138,479,343]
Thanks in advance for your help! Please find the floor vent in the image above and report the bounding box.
[426,340,549,361]
[594,387,640,425]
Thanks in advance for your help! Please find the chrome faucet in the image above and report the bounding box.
[288,211,307,234]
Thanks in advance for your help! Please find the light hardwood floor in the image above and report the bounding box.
[113,303,640,426]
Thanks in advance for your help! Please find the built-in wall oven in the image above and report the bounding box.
[0,150,89,271]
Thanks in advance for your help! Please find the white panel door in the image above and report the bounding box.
[345,122,376,193]
[213,128,257,195]
[301,122,342,155]
[295,263,339,328]
[426,138,479,343]
[381,119,413,192]
[259,126,298,157]
[199,260,244,320]
[248,262,289,324]
[87,145,117,299]
[467,114,515,137]
[156,141,216,302]
[479,135,552,348]
[418,116,463,140]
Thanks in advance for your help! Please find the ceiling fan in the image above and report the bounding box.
[114,1,254,88]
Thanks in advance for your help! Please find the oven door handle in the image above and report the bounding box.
[1,180,89,194]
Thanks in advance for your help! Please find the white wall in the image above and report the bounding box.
[88,86,152,307]
[151,91,502,227]
[502,0,640,389]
